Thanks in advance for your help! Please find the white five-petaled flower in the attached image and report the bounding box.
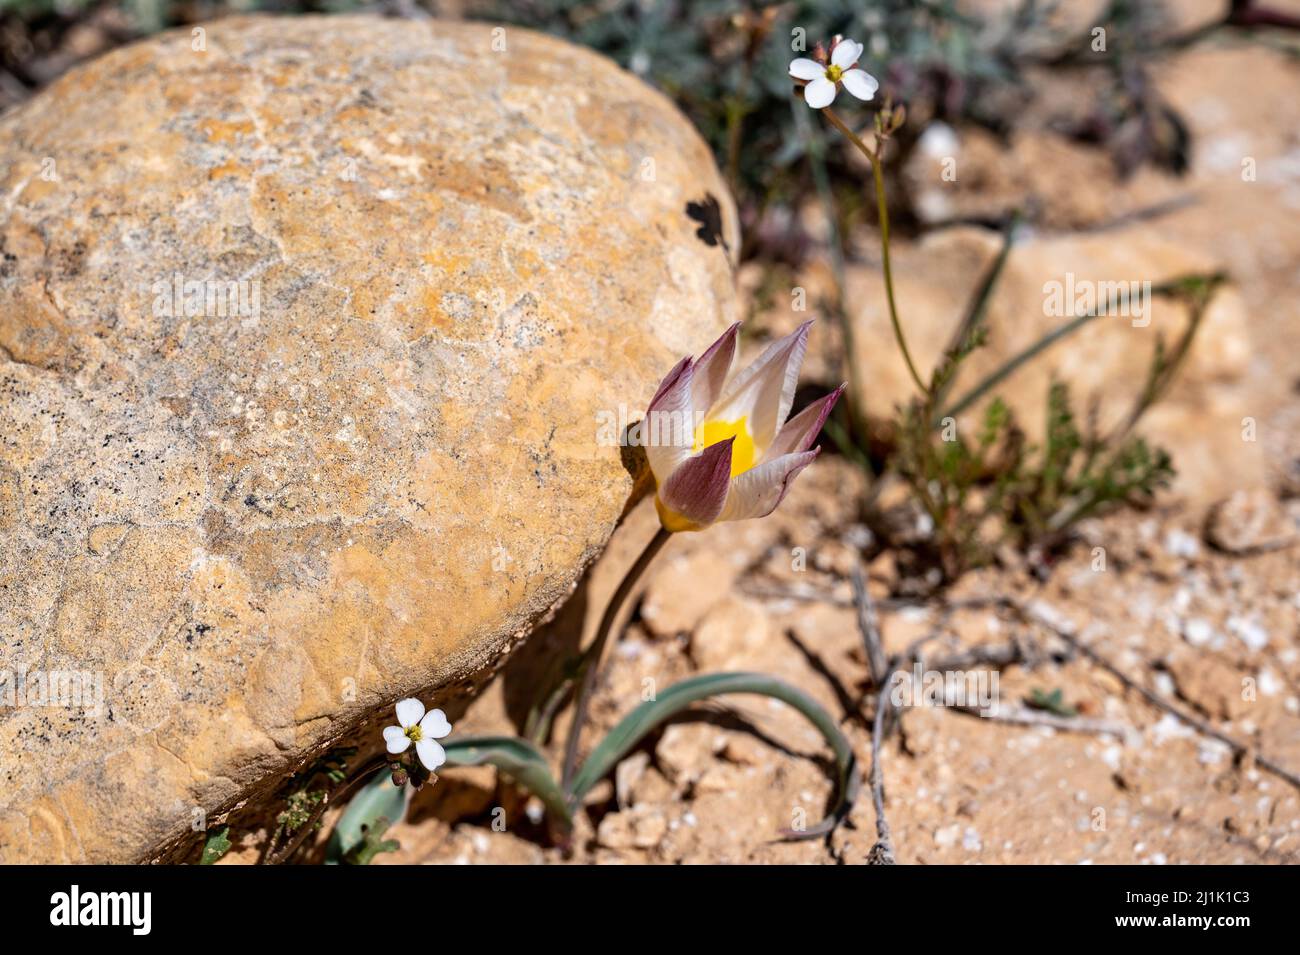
[789,38,879,109]
[383,698,452,772]
[645,321,845,533]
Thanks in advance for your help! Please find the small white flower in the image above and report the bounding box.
[382,697,452,772]
[789,38,879,109]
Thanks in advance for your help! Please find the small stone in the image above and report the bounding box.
[1164,529,1201,560]
[655,723,713,784]
[934,824,962,848]
[695,764,745,794]
[581,779,614,808]
[1227,616,1269,652]
[614,752,650,809]
[596,807,668,850]
[718,733,768,767]
[689,596,770,670]
[1182,617,1217,647]
[1166,654,1252,720]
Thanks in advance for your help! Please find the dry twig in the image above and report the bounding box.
[852,564,889,687]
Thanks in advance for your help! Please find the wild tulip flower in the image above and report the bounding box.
[383,698,452,772]
[645,321,845,532]
[789,37,879,109]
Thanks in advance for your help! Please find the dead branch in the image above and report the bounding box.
[852,564,889,687]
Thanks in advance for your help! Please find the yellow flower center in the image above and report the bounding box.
[694,416,756,478]
[825,64,843,82]
[405,725,423,742]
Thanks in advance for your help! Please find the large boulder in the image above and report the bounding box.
[0,14,738,862]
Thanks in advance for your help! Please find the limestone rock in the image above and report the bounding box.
[0,15,738,862]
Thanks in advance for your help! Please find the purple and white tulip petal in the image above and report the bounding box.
[690,321,739,417]
[708,321,811,455]
[720,449,821,523]
[659,436,734,528]
[763,384,846,462]
[644,355,695,485]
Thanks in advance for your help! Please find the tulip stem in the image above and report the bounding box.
[821,106,927,397]
[560,526,673,791]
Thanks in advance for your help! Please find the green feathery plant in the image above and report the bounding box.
[796,52,1225,579]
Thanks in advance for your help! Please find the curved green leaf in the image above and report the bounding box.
[325,772,408,864]
[443,736,573,829]
[568,672,859,840]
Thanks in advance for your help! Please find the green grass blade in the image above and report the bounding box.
[568,672,859,840]
[443,736,573,829]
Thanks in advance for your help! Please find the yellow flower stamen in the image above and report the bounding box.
[825,64,843,82]
[405,725,423,742]
[694,416,756,478]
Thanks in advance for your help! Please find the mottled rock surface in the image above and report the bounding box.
[0,14,738,862]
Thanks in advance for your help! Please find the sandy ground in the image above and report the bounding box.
[352,453,1298,865]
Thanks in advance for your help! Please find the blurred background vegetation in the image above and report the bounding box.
[1,0,1293,574]
[5,0,1291,259]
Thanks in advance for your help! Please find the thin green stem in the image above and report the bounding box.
[945,309,1101,421]
[928,212,1020,425]
[795,101,873,468]
[559,526,672,790]
[822,106,926,396]
[943,272,1226,422]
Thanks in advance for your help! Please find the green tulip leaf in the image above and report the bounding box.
[568,671,859,840]
[443,735,573,829]
[325,772,408,864]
